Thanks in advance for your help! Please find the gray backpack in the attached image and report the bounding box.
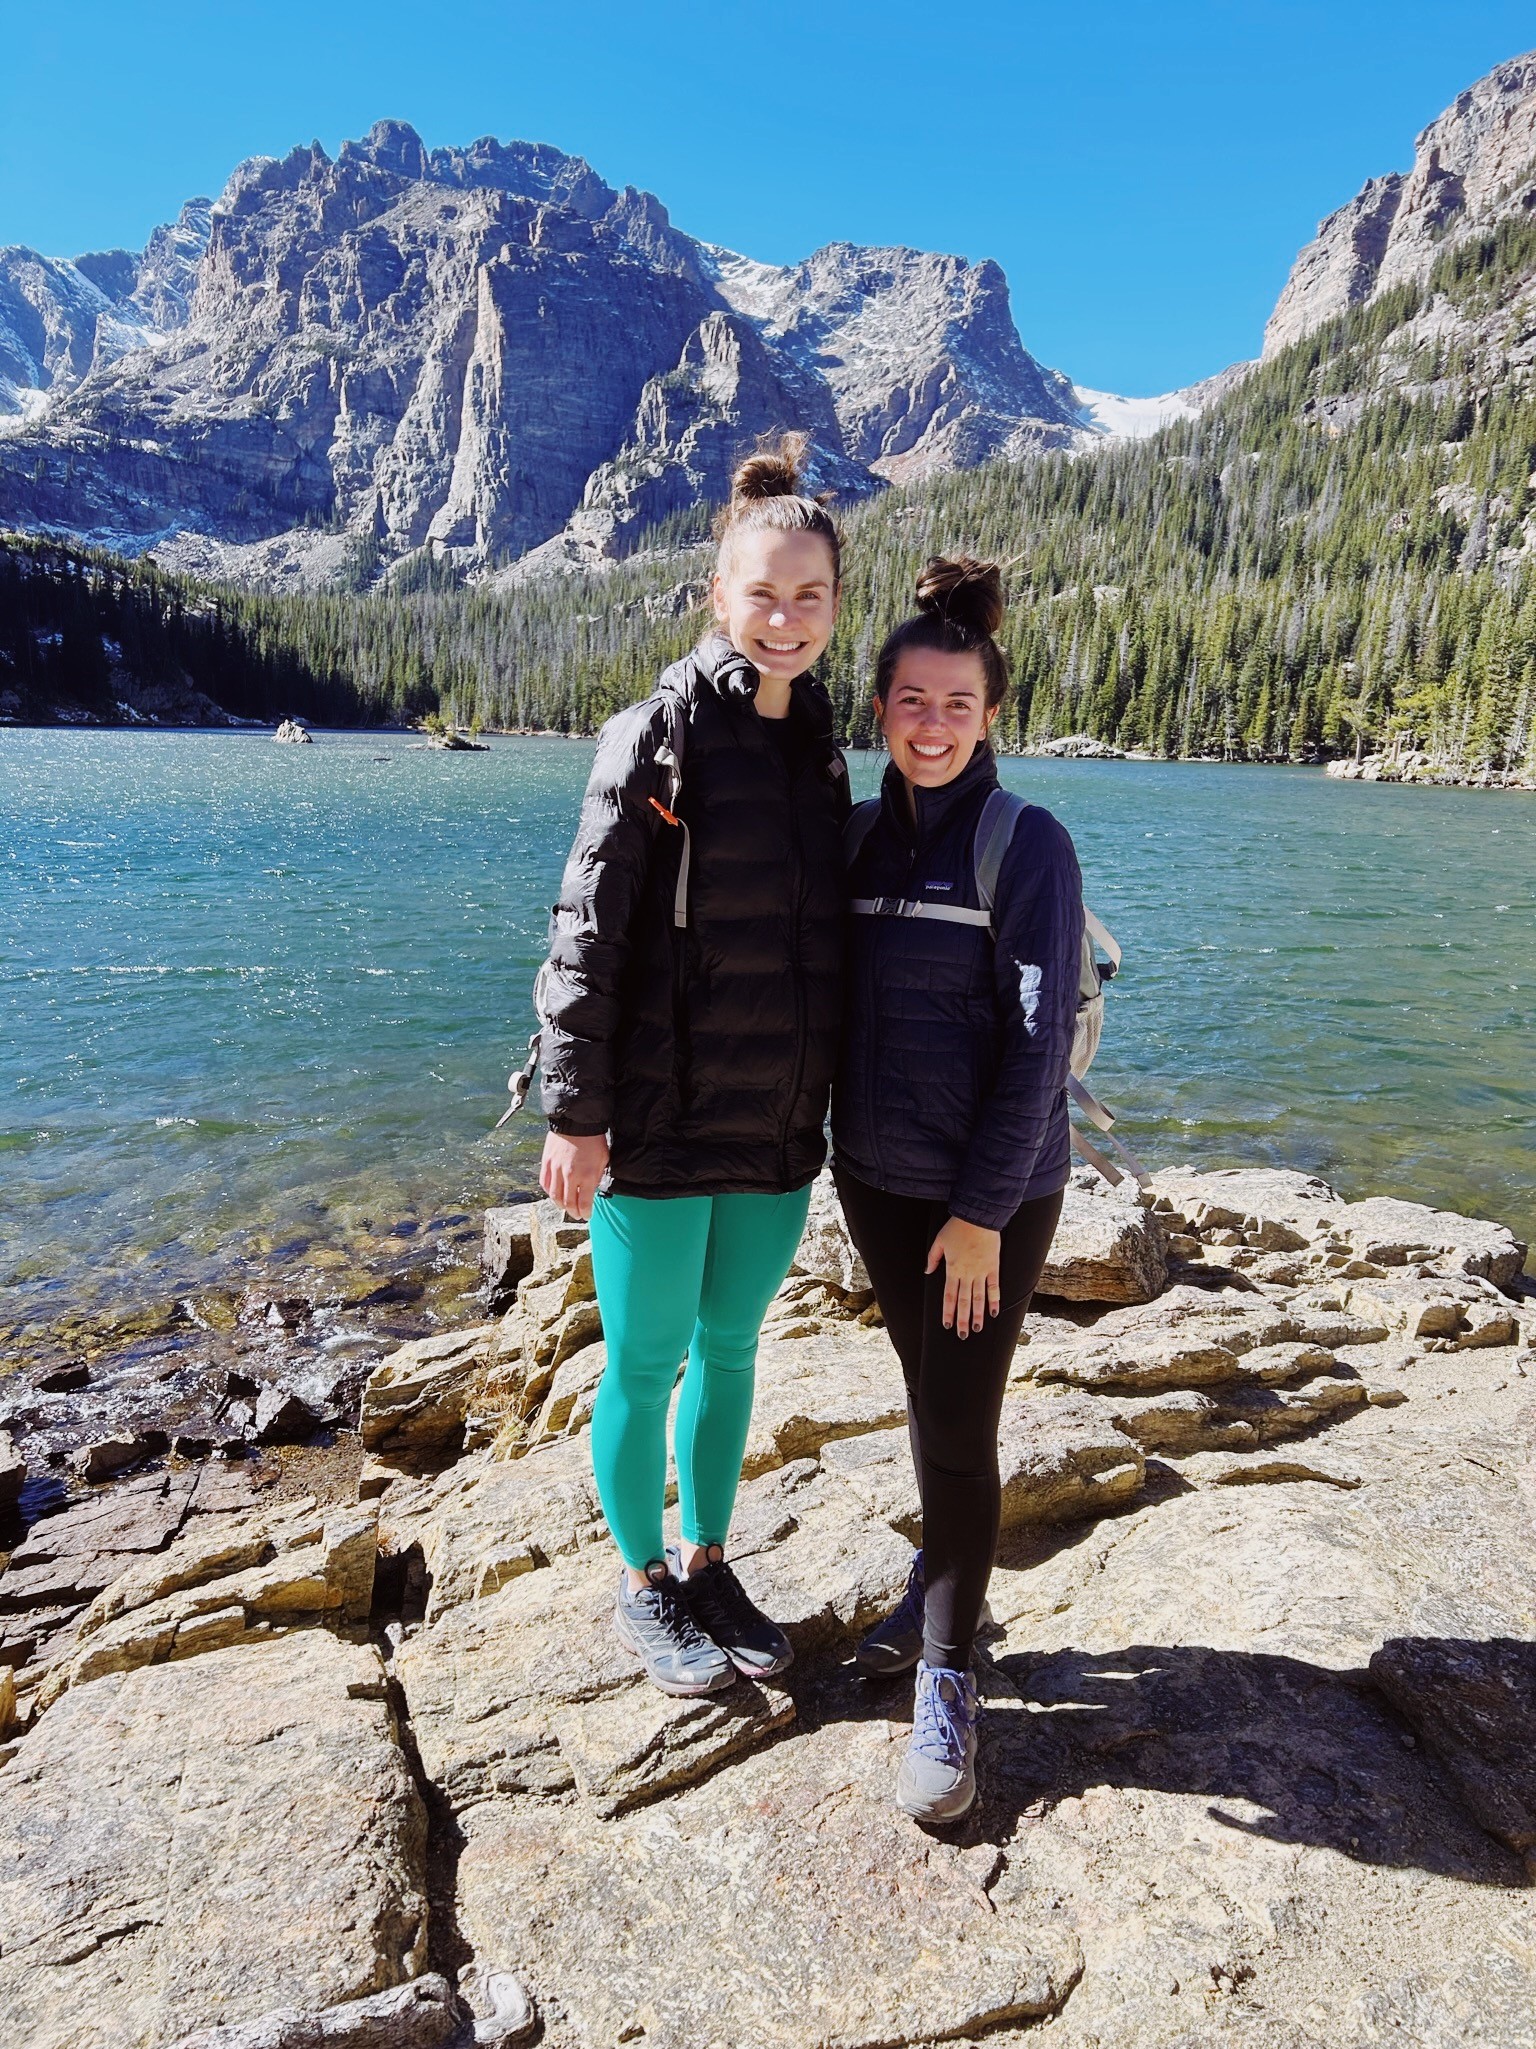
[844,789,1146,1186]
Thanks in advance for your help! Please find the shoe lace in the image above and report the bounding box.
[885,1551,925,1639]
[688,1556,762,1635]
[911,1667,976,1768]
[645,1574,714,1653]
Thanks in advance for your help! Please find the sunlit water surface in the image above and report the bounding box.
[3,730,1532,1324]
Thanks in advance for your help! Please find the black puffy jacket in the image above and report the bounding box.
[537,635,850,1197]
[832,744,1083,1229]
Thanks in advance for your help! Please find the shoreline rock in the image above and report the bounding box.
[1,1159,1532,2044]
[1326,750,1536,790]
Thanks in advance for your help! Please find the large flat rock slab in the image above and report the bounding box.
[379,1435,605,1620]
[1001,1350,1536,1661]
[455,1718,1082,2049]
[742,1328,908,1477]
[963,1352,1536,2048]
[392,1545,792,1813]
[974,1643,1536,2049]
[0,1633,428,2049]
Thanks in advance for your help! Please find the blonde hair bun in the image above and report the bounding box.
[728,432,808,507]
[712,431,842,581]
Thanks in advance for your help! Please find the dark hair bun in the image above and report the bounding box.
[915,555,1005,639]
[730,432,808,506]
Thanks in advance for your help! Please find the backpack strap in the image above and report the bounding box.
[848,785,1027,933]
[973,788,1028,926]
[651,691,691,930]
[1083,907,1121,978]
[849,796,996,925]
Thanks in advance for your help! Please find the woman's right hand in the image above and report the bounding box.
[925,1215,1002,1339]
[540,1131,610,1222]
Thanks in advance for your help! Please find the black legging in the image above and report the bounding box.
[834,1167,1064,1669]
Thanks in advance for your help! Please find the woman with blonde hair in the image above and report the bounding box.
[533,437,849,1695]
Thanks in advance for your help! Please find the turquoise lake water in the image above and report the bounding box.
[3,729,1533,1324]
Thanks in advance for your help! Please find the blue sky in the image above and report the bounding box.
[2,2,1533,392]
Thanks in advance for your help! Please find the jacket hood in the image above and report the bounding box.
[691,635,837,747]
[693,632,762,707]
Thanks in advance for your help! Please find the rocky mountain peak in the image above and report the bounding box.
[1265,49,1536,354]
[708,239,1080,482]
[0,121,1085,586]
[347,117,430,182]
[0,197,211,414]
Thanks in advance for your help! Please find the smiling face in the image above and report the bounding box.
[876,645,997,788]
[711,527,840,681]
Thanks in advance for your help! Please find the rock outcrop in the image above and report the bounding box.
[1,1161,1532,2045]
[358,1324,500,1466]
[0,199,210,413]
[1265,50,1536,354]
[0,124,1083,585]
[0,1634,428,2049]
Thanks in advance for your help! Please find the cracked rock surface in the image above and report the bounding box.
[1,1164,1533,2046]
[0,1635,428,2049]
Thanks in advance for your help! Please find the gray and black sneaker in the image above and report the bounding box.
[612,1562,735,1697]
[896,1660,980,1824]
[667,1543,794,1679]
[856,1548,925,1678]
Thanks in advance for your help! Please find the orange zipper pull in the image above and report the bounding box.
[649,797,681,826]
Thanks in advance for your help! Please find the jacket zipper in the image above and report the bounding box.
[866,802,923,1188]
[777,737,807,1177]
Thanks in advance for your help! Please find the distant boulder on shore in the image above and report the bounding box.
[274,719,312,745]
[1027,733,1126,760]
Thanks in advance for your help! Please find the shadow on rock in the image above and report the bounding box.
[982,1639,1533,1887]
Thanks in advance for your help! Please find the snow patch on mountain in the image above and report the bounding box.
[1073,385,1202,439]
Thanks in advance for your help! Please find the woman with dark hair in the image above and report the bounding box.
[833,557,1083,1822]
[534,437,850,1697]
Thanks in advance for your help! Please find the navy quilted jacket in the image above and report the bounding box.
[831,744,1083,1229]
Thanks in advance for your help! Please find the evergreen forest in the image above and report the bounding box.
[5,218,1536,773]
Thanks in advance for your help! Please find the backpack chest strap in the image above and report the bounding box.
[850,897,995,928]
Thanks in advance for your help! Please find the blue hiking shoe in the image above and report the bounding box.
[613,1562,735,1697]
[856,1549,924,1678]
[896,1661,980,1823]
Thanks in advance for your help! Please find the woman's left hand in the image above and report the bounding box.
[926,1216,1002,1339]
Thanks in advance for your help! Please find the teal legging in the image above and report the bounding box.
[587,1186,813,1569]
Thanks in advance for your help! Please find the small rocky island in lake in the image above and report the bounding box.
[273,718,312,744]
[0,1161,1532,2044]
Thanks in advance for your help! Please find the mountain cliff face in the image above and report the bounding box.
[1265,50,1536,354]
[0,122,1082,584]
[0,200,210,413]
[707,242,1081,480]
